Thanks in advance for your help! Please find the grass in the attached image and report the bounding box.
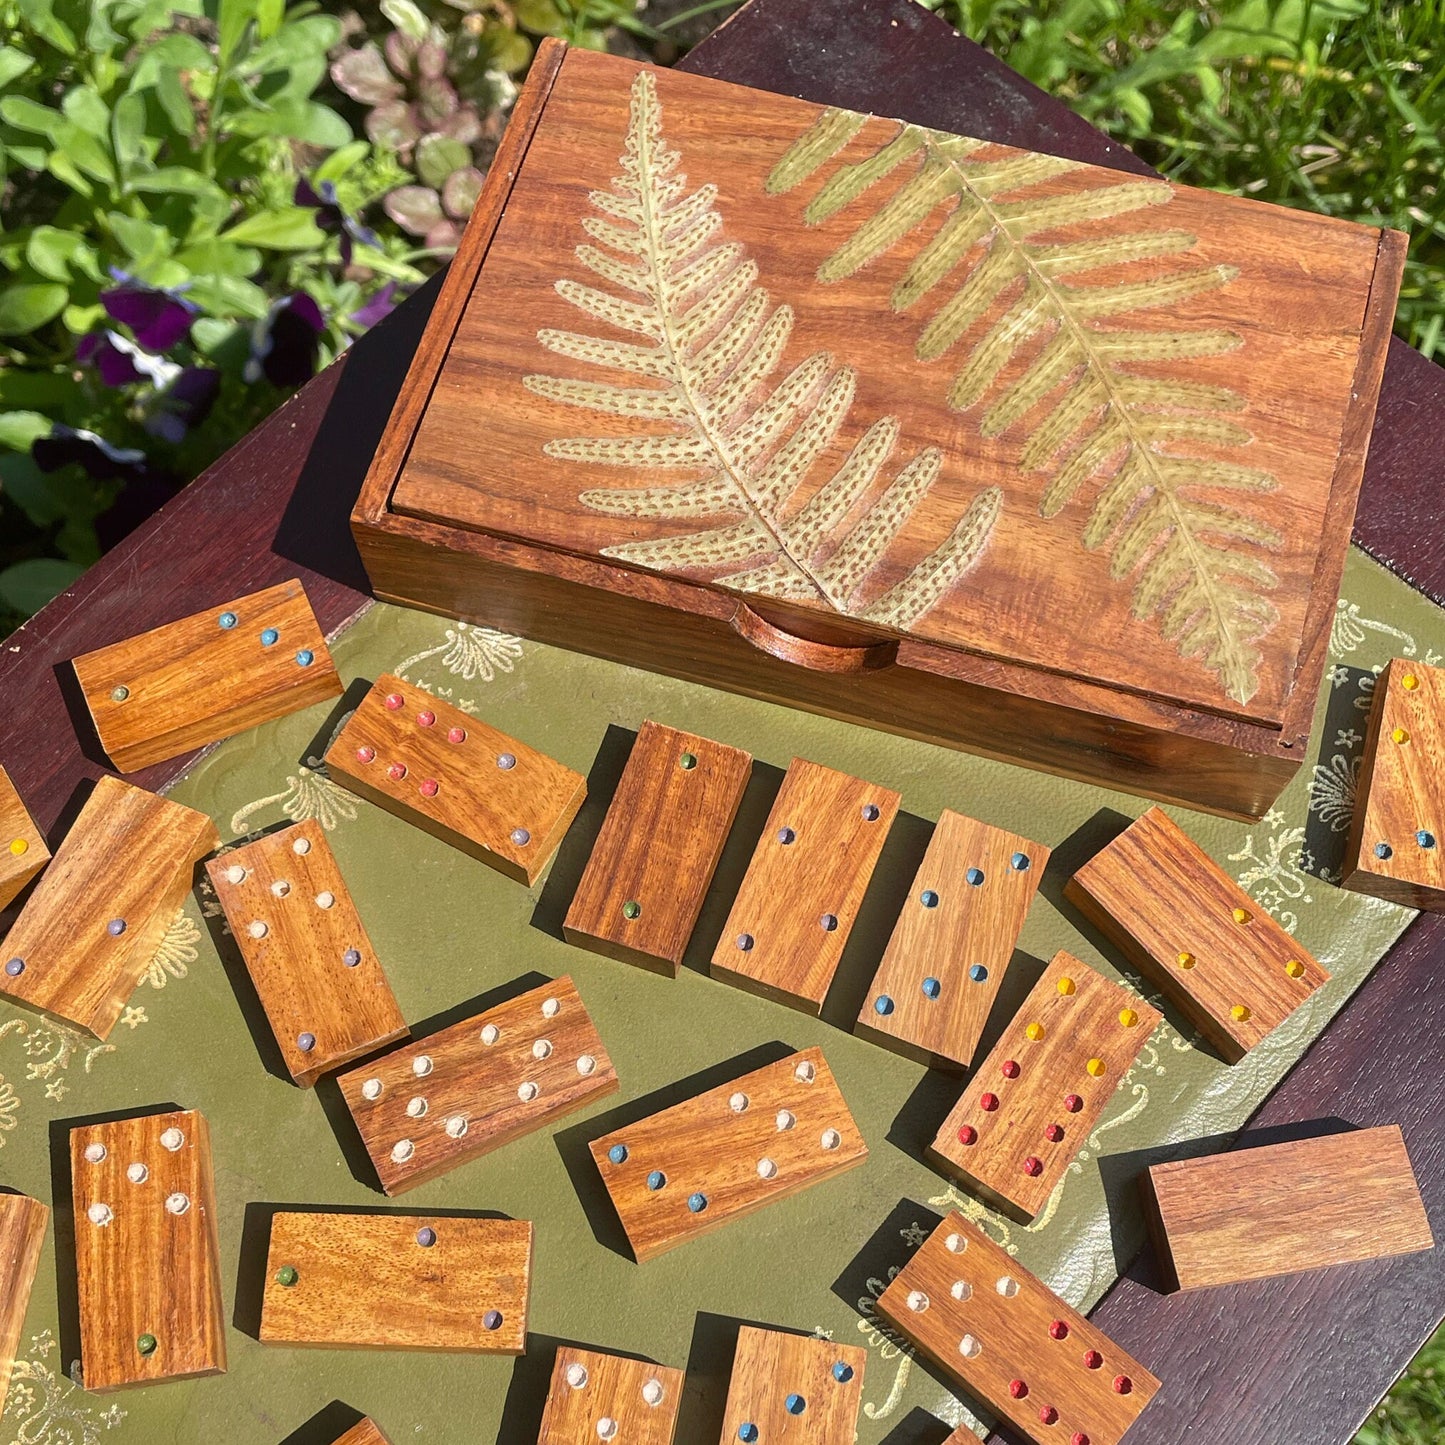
[920,0,1443,359]
[1356,1326,1445,1443]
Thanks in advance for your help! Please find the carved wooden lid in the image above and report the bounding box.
[389,48,1396,727]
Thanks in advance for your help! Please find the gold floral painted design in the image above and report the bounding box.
[138,909,200,989]
[3,1330,125,1442]
[396,621,524,683]
[229,757,359,836]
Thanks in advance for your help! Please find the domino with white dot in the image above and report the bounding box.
[206,819,408,1087]
[879,1213,1159,1445]
[719,1325,866,1444]
[323,673,587,886]
[538,1346,683,1444]
[71,1107,226,1391]
[337,975,618,1194]
[928,951,1160,1221]
[71,578,342,773]
[588,1047,866,1264]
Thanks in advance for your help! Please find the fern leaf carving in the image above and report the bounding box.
[769,111,1282,705]
[522,71,1001,633]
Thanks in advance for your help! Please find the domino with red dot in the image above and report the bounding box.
[928,951,1160,1221]
[879,1212,1159,1445]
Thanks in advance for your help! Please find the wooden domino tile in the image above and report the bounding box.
[337,975,617,1195]
[879,1213,1158,1445]
[323,673,587,885]
[538,1346,683,1444]
[259,1211,532,1353]
[0,1193,48,1404]
[1142,1124,1434,1292]
[718,1325,866,1444]
[1343,658,1445,910]
[328,1421,394,1445]
[929,952,1160,1222]
[1066,806,1329,1061]
[589,1047,866,1263]
[710,760,899,1013]
[564,721,751,975]
[206,819,407,1087]
[0,765,48,913]
[857,810,1049,1070]
[1,776,218,1039]
[71,578,342,772]
[71,1108,226,1391]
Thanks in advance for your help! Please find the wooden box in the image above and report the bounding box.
[352,42,1404,820]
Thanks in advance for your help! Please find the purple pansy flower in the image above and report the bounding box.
[31,425,152,482]
[77,330,183,389]
[100,272,197,352]
[349,280,408,331]
[145,366,221,444]
[295,177,379,268]
[245,294,325,388]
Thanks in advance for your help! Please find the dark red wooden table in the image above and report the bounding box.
[2,2,1441,1441]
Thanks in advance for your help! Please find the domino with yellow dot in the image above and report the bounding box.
[0,765,47,914]
[928,951,1160,1221]
[1065,806,1329,1062]
[1343,657,1445,911]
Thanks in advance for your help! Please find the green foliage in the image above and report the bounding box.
[920,0,1443,360]
[1356,1320,1445,1444]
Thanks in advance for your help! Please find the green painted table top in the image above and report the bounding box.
[0,545,1438,1445]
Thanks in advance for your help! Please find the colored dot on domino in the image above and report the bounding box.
[417,710,435,727]
[388,763,407,781]
[7,838,25,857]
[1114,1375,1133,1395]
[1086,1058,1106,1077]
[1048,1320,1069,1340]
[607,1144,628,1165]
[1232,907,1252,924]
[1375,842,1393,859]
[1040,1406,1059,1425]
[1231,1004,1252,1023]
[218,611,237,629]
[968,964,989,983]
[1177,951,1196,969]
[356,746,375,764]
[1285,960,1304,979]
[260,628,278,646]
[785,1394,805,1415]
[384,693,403,710]
[448,726,467,744]
[980,1093,999,1112]
[957,1125,977,1146]
[1045,1122,1064,1142]
[1008,1380,1028,1400]
[1119,1008,1138,1027]
[832,1362,853,1383]
[295,650,314,667]
[1022,1156,1042,1176]
[1421,831,1438,849]
[419,779,439,798]
[1073,1435,1091,1445]
[966,867,985,886]
[739,1427,758,1443]
[1392,727,1410,745]
[874,995,894,1015]
[1057,976,1076,996]
[1403,673,1420,689]
[1083,1350,1103,1369]
[921,976,941,999]
[1064,1093,1082,1112]
[1025,1021,1044,1041]
[1001,1059,1020,1079]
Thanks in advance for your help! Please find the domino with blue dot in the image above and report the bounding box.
[857,809,1049,1070]
[720,1325,865,1444]
[71,578,341,772]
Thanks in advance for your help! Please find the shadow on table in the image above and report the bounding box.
[277,1401,368,1445]
[314,970,554,1192]
[552,1040,796,1260]
[233,1199,517,1340]
[273,271,444,596]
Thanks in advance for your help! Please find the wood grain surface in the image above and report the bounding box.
[564,721,752,974]
[856,809,1048,1069]
[0,765,47,913]
[330,1421,394,1445]
[711,759,898,1012]
[718,1325,866,1444]
[259,1212,532,1353]
[205,819,408,1086]
[0,0,1440,1438]
[881,1212,1159,1445]
[928,950,1160,1220]
[324,673,587,885]
[0,1194,47,1405]
[1067,806,1329,1061]
[588,1047,866,1262]
[538,1346,683,1444]
[1343,657,1445,909]
[70,578,342,772]
[352,43,1405,819]
[1143,1124,1433,1292]
[0,776,217,1039]
[336,975,617,1194]
[71,1108,226,1391]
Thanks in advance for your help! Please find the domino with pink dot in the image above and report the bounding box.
[928,952,1159,1221]
[323,673,587,885]
[879,1212,1159,1445]
[336,976,617,1194]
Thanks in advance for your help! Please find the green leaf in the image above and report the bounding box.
[61,85,112,139]
[380,0,429,41]
[0,558,86,616]
[0,46,35,87]
[313,140,370,184]
[416,134,470,189]
[108,211,173,264]
[224,99,352,147]
[25,226,99,282]
[154,70,197,136]
[15,0,76,55]
[0,97,62,138]
[45,150,94,197]
[111,91,147,179]
[130,167,227,199]
[256,0,284,40]
[175,239,261,277]
[0,410,52,451]
[217,0,259,63]
[183,272,269,318]
[220,207,325,250]
[0,282,67,335]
